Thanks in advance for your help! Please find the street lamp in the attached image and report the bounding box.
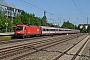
[5,10,8,33]
[5,23,8,33]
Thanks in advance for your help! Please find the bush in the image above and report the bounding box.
[2,29,6,32]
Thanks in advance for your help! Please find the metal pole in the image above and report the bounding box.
[86,17,88,33]
[87,17,88,24]
[6,10,8,33]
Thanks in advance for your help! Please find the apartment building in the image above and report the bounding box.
[0,1,23,22]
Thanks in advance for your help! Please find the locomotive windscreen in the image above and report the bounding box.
[16,26,23,30]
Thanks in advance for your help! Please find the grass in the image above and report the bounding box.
[0,36,12,40]
[86,59,90,60]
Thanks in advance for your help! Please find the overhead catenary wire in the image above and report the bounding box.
[40,0,62,20]
[40,0,68,25]
[19,0,66,25]
[19,0,44,11]
[19,0,77,26]
[41,0,61,15]
[19,0,59,16]
[77,0,85,17]
[72,0,85,18]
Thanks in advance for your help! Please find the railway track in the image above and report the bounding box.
[0,33,87,60]
[0,36,53,45]
[0,34,83,60]
[53,35,90,60]
[0,34,83,50]
[0,33,84,45]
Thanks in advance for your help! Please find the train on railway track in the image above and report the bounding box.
[14,24,80,38]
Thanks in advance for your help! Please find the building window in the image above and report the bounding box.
[0,7,2,11]
[18,10,21,13]
[7,7,11,10]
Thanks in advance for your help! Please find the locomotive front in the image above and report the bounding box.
[14,25,27,38]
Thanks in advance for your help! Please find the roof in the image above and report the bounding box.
[78,24,89,26]
[41,26,55,28]
[0,1,23,10]
[0,1,16,8]
[59,28,73,30]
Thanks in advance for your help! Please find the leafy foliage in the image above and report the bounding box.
[42,16,47,26]
[14,11,42,26]
[80,26,87,33]
[0,10,13,32]
[61,21,76,29]
[13,15,22,25]
[87,24,90,33]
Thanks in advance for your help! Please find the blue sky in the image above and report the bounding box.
[5,0,90,26]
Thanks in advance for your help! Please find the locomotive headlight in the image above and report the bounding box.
[37,29,39,31]
[17,32,20,33]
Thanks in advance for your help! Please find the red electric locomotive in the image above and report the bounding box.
[14,24,41,38]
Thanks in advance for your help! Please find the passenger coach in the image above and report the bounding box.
[40,26,80,35]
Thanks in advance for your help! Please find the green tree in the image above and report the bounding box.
[13,15,22,25]
[34,17,41,26]
[42,16,47,26]
[0,10,7,32]
[21,11,29,24]
[29,13,36,25]
[0,10,14,32]
[14,10,62,27]
[61,21,75,29]
[80,26,87,33]
[7,18,14,32]
[87,24,90,33]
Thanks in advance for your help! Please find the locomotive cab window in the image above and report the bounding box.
[16,26,23,30]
